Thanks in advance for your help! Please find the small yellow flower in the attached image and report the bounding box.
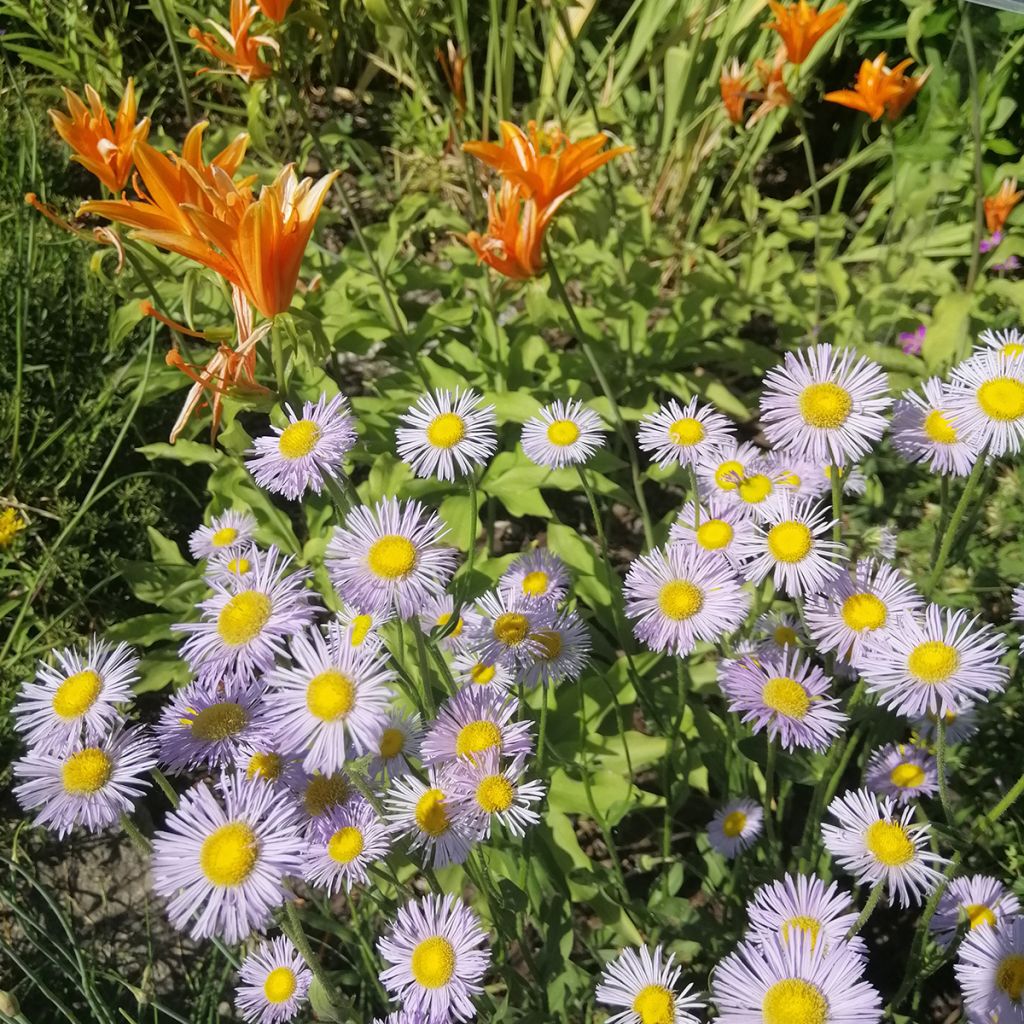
[0,508,27,548]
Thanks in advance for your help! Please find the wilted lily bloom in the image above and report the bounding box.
[189,0,279,82]
[746,48,793,127]
[255,0,294,20]
[766,1,846,66]
[720,59,748,125]
[985,178,1023,236]
[49,79,150,193]
[824,53,910,122]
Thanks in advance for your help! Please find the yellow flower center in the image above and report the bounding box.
[997,954,1024,1002]
[278,419,321,459]
[306,670,356,721]
[865,820,915,866]
[211,526,238,547]
[632,984,675,1024]
[658,580,704,621]
[216,591,272,647]
[350,614,373,646]
[890,762,926,789]
[966,903,997,930]
[762,676,811,719]
[521,570,550,596]
[907,640,960,682]
[414,788,450,837]
[435,611,463,637]
[455,720,502,758]
[327,826,365,863]
[493,611,529,646]
[781,916,821,949]
[722,810,747,838]
[470,662,497,686]
[841,592,887,632]
[199,822,258,886]
[367,535,417,579]
[696,519,734,550]
[476,774,515,813]
[410,936,456,988]
[379,727,405,759]
[774,625,798,647]
[762,978,828,1024]
[52,669,103,720]
[226,557,250,575]
[61,748,112,794]
[246,752,282,782]
[668,417,705,446]
[533,629,563,661]
[189,701,250,741]
[263,967,297,1004]
[799,382,853,429]
[767,521,813,563]
[715,460,745,490]
[1003,342,1024,357]
[738,474,773,504]
[426,412,466,449]
[546,419,580,446]
[978,377,1024,421]
[924,409,958,444]
[304,773,350,816]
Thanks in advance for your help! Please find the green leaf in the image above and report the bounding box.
[923,292,972,370]
[136,441,222,466]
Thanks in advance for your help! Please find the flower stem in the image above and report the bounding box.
[830,460,842,546]
[119,813,151,854]
[936,718,955,826]
[282,899,344,1013]
[465,472,479,581]
[793,102,823,326]
[846,879,885,939]
[152,0,195,124]
[151,768,179,809]
[536,679,551,777]
[763,735,778,852]
[924,452,986,596]
[961,0,986,292]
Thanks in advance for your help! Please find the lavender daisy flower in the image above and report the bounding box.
[368,708,424,779]
[746,874,862,957]
[13,637,138,755]
[521,398,607,468]
[377,894,490,1024]
[303,798,391,893]
[805,559,922,666]
[326,498,458,620]
[13,726,156,838]
[519,607,591,689]
[754,611,804,658]
[246,393,356,500]
[291,769,356,822]
[712,932,883,1024]
[892,377,980,477]
[235,935,312,1024]
[858,604,1008,717]
[932,875,1020,949]
[759,343,892,464]
[668,497,757,569]
[206,551,258,583]
[385,769,479,868]
[719,651,847,752]
[447,752,545,839]
[733,494,846,597]
[466,589,553,671]
[912,705,980,746]
[637,397,736,469]
[266,621,395,774]
[696,441,769,502]
[595,945,704,1024]
[822,788,948,907]
[338,602,392,651]
[189,509,258,560]
[864,743,938,805]
[418,594,476,652]
[175,545,317,682]
[956,916,1024,1024]
[707,798,763,859]
[396,388,496,482]
[152,772,306,943]
[623,545,750,657]
[451,650,514,693]
[235,742,306,790]
[978,326,1024,358]
[499,548,570,604]
[946,349,1024,457]
[420,688,532,766]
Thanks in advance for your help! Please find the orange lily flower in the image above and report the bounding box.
[824,53,908,122]
[189,0,279,83]
[720,59,748,125]
[746,49,793,127]
[255,0,294,20]
[766,1,846,65]
[885,64,930,120]
[985,178,1024,236]
[48,79,150,193]
[462,120,632,209]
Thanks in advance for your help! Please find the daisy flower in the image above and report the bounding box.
[932,875,1020,949]
[1015,583,1024,636]
[326,498,458,620]
[719,651,847,752]
[712,932,882,1024]
[155,677,275,775]
[292,769,356,822]
[668,497,757,569]
[759,343,892,464]
[189,509,258,560]
[303,798,391,893]
[266,621,395,774]
[418,593,475,652]
[946,349,1024,457]
[368,708,424,779]
[420,688,532,766]
[246,393,357,500]
[696,441,767,501]
[396,388,496,482]
[746,873,862,957]
[956,916,1024,1024]
[448,752,545,839]
[13,726,156,838]
[385,769,480,868]
[338,602,392,651]
[978,325,1024,358]
[822,788,948,907]
[235,742,306,790]
[734,494,846,597]
[864,743,937,805]
[175,545,317,682]
[891,378,980,476]
[235,936,312,1024]
[521,398,606,468]
[805,559,922,665]
[623,545,750,657]
[912,705,980,746]
[858,604,1008,718]
[13,637,138,754]
[754,611,804,658]
[637,397,736,469]
[152,772,306,943]
[595,945,704,1024]
[466,589,553,671]
[451,650,514,693]
[206,551,259,583]
[519,607,591,689]
[499,548,570,605]
[377,894,490,1024]
[707,798,763,859]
